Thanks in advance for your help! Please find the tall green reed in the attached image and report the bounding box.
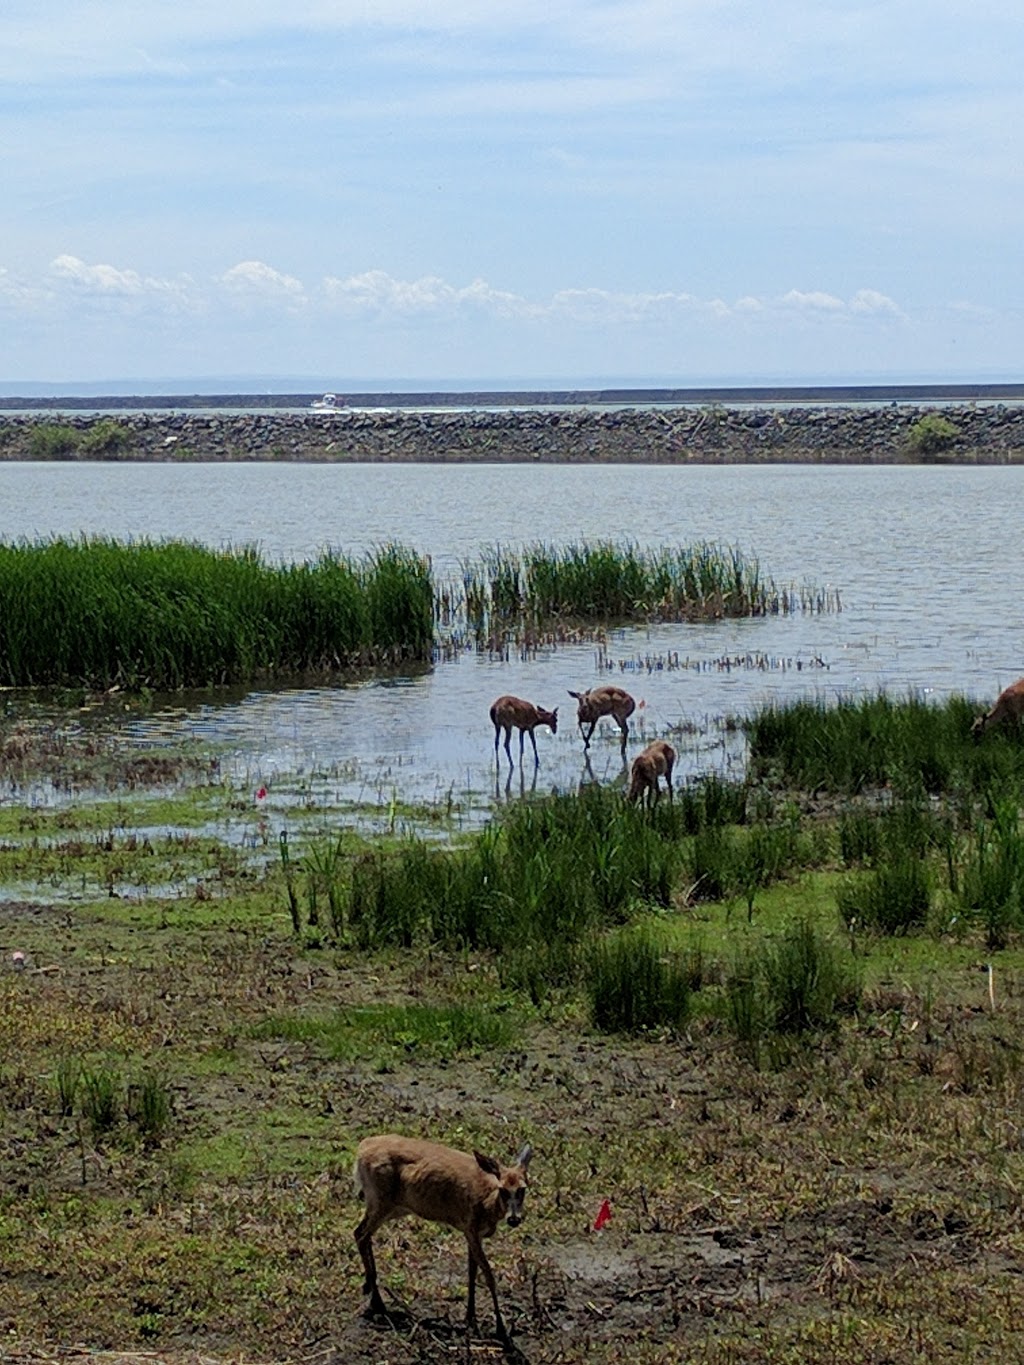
[585,923,692,1034]
[0,537,433,689]
[747,692,1022,797]
[456,539,835,642]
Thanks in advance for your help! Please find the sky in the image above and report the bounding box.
[1,1,1021,390]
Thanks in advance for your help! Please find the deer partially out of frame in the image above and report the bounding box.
[568,685,636,751]
[490,694,558,767]
[627,739,676,806]
[354,1134,533,1343]
[971,677,1024,740]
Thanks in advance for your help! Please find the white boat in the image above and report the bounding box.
[310,392,343,411]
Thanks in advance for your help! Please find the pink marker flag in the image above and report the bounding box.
[256,786,267,800]
[593,1198,612,1231]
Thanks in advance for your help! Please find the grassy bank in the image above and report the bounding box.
[3,692,1024,1363]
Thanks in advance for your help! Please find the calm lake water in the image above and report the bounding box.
[1,460,1020,825]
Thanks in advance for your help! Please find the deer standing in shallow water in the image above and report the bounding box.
[568,685,636,752]
[972,677,1024,738]
[627,739,676,806]
[353,1134,533,1343]
[490,694,558,766]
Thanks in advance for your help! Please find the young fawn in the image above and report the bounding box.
[568,685,636,751]
[354,1134,533,1343]
[627,739,676,806]
[490,694,558,766]
[972,677,1024,739]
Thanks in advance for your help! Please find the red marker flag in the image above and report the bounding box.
[593,1198,612,1231]
[256,786,267,800]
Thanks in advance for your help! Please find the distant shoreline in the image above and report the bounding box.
[2,381,1023,412]
[2,398,1024,465]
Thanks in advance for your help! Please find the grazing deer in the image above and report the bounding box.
[568,685,636,751]
[354,1134,533,1343]
[972,677,1024,739]
[627,739,676,806]
[490,694,558,766]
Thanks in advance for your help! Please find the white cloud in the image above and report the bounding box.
[46,255,199,311]
[0,261,917,331]
[321,270,536,319]
[219,260,307,309]
[51,254,147,296]
[850,289,904,318]
[779,289,846,314]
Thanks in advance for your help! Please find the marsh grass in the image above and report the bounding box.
[252,1001,517,1061]
[125,1070,174,1144]
[837,852,933,934]
[54,1056,81,1116]
[585,922,692,1034]
[747,691,1023,796]
[0,538,434,689]
[958,801,1024,948]
[339,786,684,955]
[456,540,838,644]
[81,1066,122,1137]
[725,918,861,1066]
[8,689,1024,1362]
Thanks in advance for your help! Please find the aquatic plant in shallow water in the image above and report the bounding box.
[0,537,433,689]
[451,539,839,650]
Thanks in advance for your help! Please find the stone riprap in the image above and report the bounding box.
[2,404,1023,464]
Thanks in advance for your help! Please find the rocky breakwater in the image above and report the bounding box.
[2,403,1024,464]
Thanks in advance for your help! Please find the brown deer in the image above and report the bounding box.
[627,739,676,806]
[354,1134,533,1343]
[490,694,558,766]
[568,685,636,751]
[972,677,1024,739]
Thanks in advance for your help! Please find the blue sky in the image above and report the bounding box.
[2,1,1021,388]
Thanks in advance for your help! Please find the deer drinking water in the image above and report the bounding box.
[971,677,1024,739]
[568,685,636,752]
[627,739,676,806]
[490,694,558,766]
[353,1134,533,1343]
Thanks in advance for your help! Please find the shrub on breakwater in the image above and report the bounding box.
[0,538,433,689]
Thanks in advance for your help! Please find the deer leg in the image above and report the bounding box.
[466,1245,479,1331]
[528,728,540,764]
[617,718,629,751]
[582,720,595,750]
[467,1233,507,1342]
[354,1214,387,1316]
[493,723,501,762]
[503,727,514,767]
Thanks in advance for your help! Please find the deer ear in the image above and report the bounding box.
[568,690,581,700]
[516,1144,533,1170]
[474,1151,501,1178]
